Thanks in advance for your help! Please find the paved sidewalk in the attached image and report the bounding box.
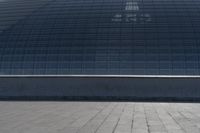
[0,102,200,133]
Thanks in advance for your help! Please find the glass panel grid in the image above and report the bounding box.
[0,0,200,75]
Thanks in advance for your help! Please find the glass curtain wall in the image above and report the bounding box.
[0,0,200,75]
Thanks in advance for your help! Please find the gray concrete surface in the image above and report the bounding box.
[0,102,200,133]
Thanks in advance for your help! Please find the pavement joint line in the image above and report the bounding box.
[75,103,111,133]
[112,104,126,133]
[131,103,135,133]
[144,103,151,133]
[153,103,168,133]
[94,103,118,133]
[164,104,187,133]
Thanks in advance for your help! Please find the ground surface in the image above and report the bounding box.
[0,102,200,133]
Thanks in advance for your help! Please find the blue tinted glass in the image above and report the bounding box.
[0,0,200,75]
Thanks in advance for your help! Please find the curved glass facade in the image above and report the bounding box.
[0,0,200,75]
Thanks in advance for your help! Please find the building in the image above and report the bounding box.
[0,0,200,100]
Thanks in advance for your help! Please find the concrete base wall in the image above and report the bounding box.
[0,76,200,101]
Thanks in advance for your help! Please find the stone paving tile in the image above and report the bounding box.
[0,102,200,133]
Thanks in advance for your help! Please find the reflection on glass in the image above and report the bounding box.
[0,0,199,75]
[112,0,151,23]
